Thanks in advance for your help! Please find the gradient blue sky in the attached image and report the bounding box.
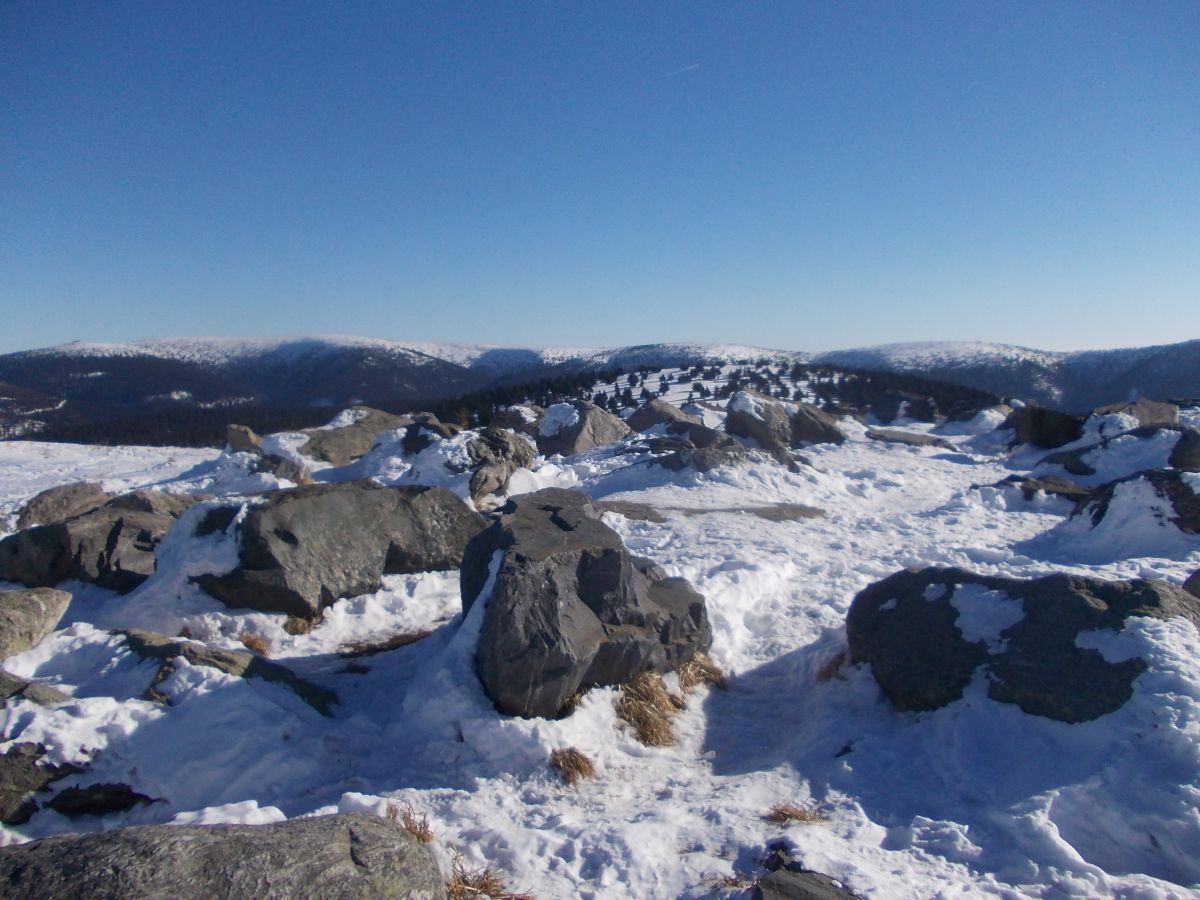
[2,2,1197,354]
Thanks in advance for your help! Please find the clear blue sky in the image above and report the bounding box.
[2,1,1197,354]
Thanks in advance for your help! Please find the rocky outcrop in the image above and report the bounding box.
[726,392,843,470]
[225,424,264,455]
[461,488,711,719]
[0,743,79,825]
[299,407,413,466]
[400,414,461,455]
[0,813,444,899]
[491,404,543,438]
[1093,398,1179,428]
[626,398,701,433]
[197,481,485,620]
[106,489,206,519]
[225,425,311,483]
[0,587,71,660]
[653,422,747,473]
[847,567,1200,722]
[121,629,338,716]
[536,401,632,457]
[0,669,68,707]
[16,483,110,530]
[0,508,176,593]
[465,427,535,505]
[1073,469,1200,534]
[866,429,955,450]
[754,845,856,900]
[1002,406,1084,449]
[789,403,847,447]
[986,475,1093,504]
[1038,425,1198,478]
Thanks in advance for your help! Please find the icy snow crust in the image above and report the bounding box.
[2,398,1200,896]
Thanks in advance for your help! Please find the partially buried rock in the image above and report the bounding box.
[461,488,712,718]
[16,482,111,530]
[1092,398,1179,429]
[196,481,485,620]
[0,669,68,707]
[0,508,175,593]
[0,587,71,660]
[1074,469,1200,535]
[1170,427,1200,472]
[846,567,1200,722]
[755,844,857,900]
[0,743,80,825]
[224,423,264,455]
[46,783,155,818]
[400,414,461,455]
[299,406,414,466]
[465,426,535,505]
[653,422,746,473]
[491,404,543,438]
[106,489,207,519]
[0,813,444,900]
[536,401,632,457]
[626,398,701,433]
[1185,569,1200,599]
[1002,405,1084,449]
[866,429,955,450]
[987,475,1093,504]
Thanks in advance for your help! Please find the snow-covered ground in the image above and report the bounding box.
[1,406,1199,897]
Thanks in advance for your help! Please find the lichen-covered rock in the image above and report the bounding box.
[0,509,175,593]
[197,481,485,620]
[461,488,711,718]
[16,482,111,530]
[0,813,444,899]
[847,567,1200,722]
[0,587,71,660]
[536,401,632,457]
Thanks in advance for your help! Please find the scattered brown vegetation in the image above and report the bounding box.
[283,615,320,636]
[339,630,432,657]
[815,650,847,683]
[386,802,434,844]
[446,853,535,900]
[704,871,758,891]
[677,654,727,691]
[763,802,825,825]
[616,672,679,746]
[238,632,270,656]
[549,748,596,786]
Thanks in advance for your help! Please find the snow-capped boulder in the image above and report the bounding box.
[847,567,1200,722]
[1002,405,1084,449]
[399,414,461,455]
[1092,398,1178,429]
[725,391,796,469]
[16,482,110,529]
[465,426,535,505]
[491,403,543,438]
[197,481,485,620]
[0,813,443,899]
[866,428,956,450]
[0,588,71,661]
[1072,469,1200,536]
[757,845,855,900]
[299,406,414,466]
[461,488,711,719]
[626,397,701,433]
[789,402,847,446]
[0,507,176,593]
[536,400,631,457]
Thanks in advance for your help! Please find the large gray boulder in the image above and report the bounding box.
[1093,398,1179,428]
[536,401,632,457]
[300,407,413,467]
[197,481,485,620]
[461,488,711,718]
[626,398,701,433]
[788,403,846,447]
[16,483,111,530]
[491,404,543,438]
[1073,469,1200,535]
[847,567,1200,722]
[465,427,535,505]
[0,588,71,660]
[0,813,444,899]
[1002,405,1084,449]
[725,391,797,469]
[0,508,175,593]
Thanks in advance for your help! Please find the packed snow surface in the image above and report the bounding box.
[1,399,1199,898]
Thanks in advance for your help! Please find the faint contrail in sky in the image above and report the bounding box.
[666,63,700,78]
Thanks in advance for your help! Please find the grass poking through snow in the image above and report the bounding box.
[237,632,270,656]
[764,802,825,825]
[549,748,596,786]
[386,802,434,844]
[677,653,727,691]
[616,672,679,746]
[447,853,535,900]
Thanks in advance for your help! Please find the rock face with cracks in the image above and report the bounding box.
[461,488,712,719]
[197,480,485,620]
[0,813,444,900]
[847,567,1200,722]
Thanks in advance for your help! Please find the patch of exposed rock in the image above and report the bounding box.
[726,391,843,471]
[461,488,711,719]
[465,427,535,505]
[847,567,1200,722]
[1073,469,1200,534]
[537,401,632,457]
[626,398,701,433]
[491,404,543,438]
[985,475,1094,504]
[0,669,68,707]
[16,483,110,530]
[1093,398,1179,428]
[0,813,444,899]
[0,743,80,825]
[754,845,857,900]
[1002,405,1084,449]
[197,481,485,620]
[0,587,71,660]
[120,629,338,716]
[1038,425,1199,478]
[866,429,956,450]
[299,407,413,466]
[649,422,746,473]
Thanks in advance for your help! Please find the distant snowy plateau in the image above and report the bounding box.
[1,362,1199,898]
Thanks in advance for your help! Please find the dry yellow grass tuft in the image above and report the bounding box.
[385,802,434,844]
[446,853,535,900]
[615,672,679,746]
[677,653,727,691]
[763,802,825,825]
[549,747,596,786]
[283,615,320,636]
[339,630,432,658]
[238,632,269,656]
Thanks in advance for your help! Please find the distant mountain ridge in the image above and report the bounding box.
[1,334,1197,440]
